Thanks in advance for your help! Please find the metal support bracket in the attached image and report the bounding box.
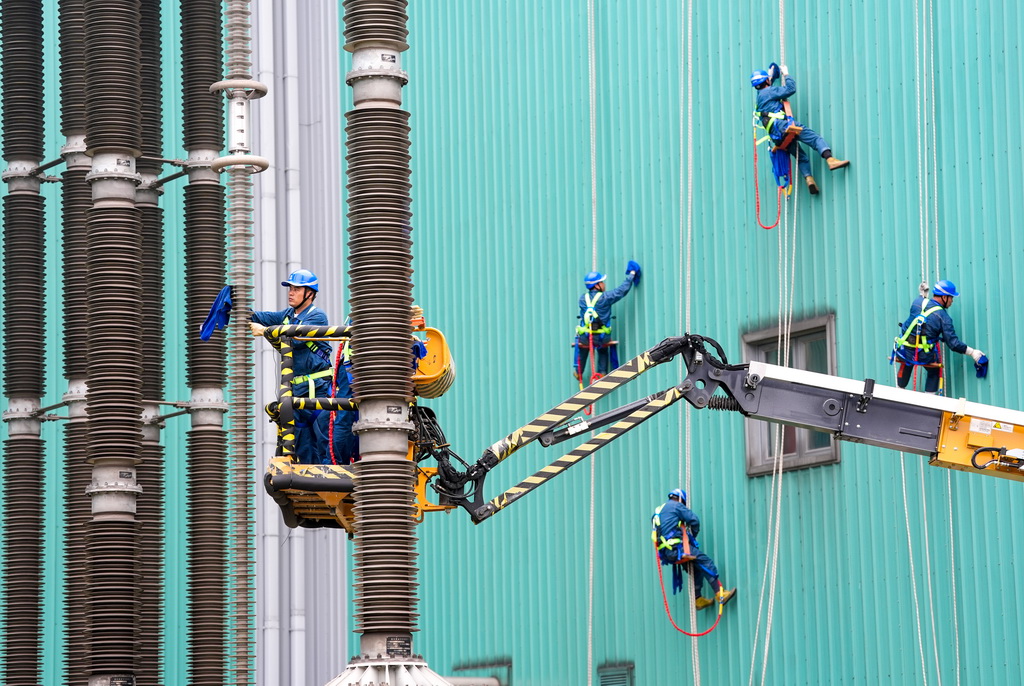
[857,378,875,413]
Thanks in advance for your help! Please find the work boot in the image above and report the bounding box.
[826,156,850,171]
[694,596,714,611]
[804,175,819,194]
[716,587,737,607]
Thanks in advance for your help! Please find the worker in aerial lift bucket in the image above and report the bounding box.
[893,279,988,394]
[574,260,641,381]
[751,63,849,195]
[652,489,736,610]
[250,269,334,463]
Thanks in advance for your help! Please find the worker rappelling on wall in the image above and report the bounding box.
[891,279,989,394]
[652,488,737,609]
[574,260,641,391]
[752,63,849,196]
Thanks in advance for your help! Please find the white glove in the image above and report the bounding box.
[966,347,985,362]
[250,322,266,337]
[780,64,789,76]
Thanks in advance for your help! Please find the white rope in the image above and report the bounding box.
[588,0,598,272]
[926,0,940,283]
[759,187,798,686]
[900,454,930,685]
[913,0,928,287]
[946,471,961,685]
[748,0,796,673]
[747,180,798,685]
[585,3,597,684]
[679,0,701,680]
[919,468,943,686]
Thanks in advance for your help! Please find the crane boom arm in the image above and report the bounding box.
[429,334,1024,524]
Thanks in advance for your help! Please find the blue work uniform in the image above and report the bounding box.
[756,75,831,178]
[575,274,635,376]
[327,363,359,465]
[652,499,722,597]
[894,296,968,393]
[251,305,334,463]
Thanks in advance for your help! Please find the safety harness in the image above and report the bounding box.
[652,502,697,597]
[284,310,333,398]
[893,304,943,361]
[575,292,611,336]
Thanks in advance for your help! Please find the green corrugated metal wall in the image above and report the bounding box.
[0,3,194,683]
[403,1,1024,684]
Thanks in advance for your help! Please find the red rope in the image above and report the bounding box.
[653,544,723,637]
[327,342,345,465]
[753,130,783,230]
[584,331,598,416]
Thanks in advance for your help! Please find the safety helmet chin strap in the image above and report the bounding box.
[296,287,315,312]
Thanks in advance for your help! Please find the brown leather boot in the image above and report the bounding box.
[827,156,850,171]
[804,175,819,194]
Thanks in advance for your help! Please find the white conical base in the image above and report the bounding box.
[325,656,452,686]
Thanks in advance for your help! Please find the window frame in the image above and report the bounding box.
[597,662,635,686]
[742,314,841,476]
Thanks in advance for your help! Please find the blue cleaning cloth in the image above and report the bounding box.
[626,259,642,286]
[200,285,233,341]
[975,355,989,379]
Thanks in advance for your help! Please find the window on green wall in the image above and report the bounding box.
[742,314,840,476]
[597,662,634,686]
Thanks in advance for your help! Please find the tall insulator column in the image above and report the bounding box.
[82,1,144,684]
[328,1,450,683]
[210,0,270,682]
[181,1,229,684]
[0,1,47,684]
[136,1,167,683]
[57,0,92,681]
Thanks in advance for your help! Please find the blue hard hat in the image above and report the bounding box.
[668,488,687,505]
[933,279,959,297]
[282,269,319,292]
[751,70,770,87]
[584,271,606,288]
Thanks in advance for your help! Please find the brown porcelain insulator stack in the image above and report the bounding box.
[58,0,85,136]
[181,2,228,683]
[343,0,422,659]
[344,107,415,402]
[82,0,144,682]
[1,192,46,399]
[58,1,90,680]
[83,0,142,155]
[1,0,45,160]
[136,3,166,680]
[183,183,226,388]
[1,1,47,684]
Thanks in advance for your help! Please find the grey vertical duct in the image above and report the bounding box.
[82,1,144,684]
[57,0,92,682]
[328,1,451,683]
[0,1,47,684]
[137,0,166,683]
[180,1,228,684]
[210,0,269,682]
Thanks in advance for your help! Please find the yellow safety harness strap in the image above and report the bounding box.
[291,368,333,398]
